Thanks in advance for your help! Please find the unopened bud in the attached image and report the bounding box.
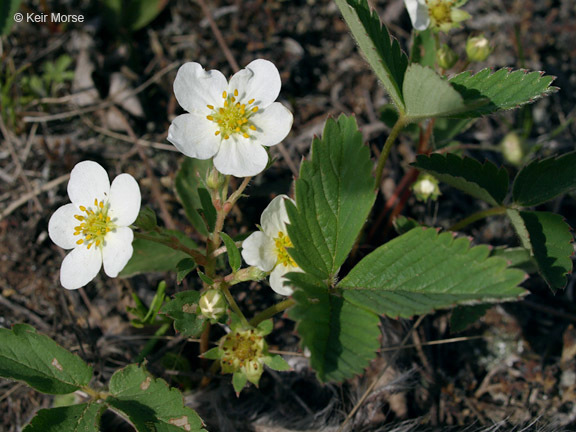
[412,174,441,202]
[501,132,524,166]
[466,35,492,62]
[206,166,226,190]
[229,266,268,285]
[199,290,227,320]
[437,44,458,70]
[134,207,157,231]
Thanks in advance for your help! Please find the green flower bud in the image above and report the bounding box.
[466,35,492,62]
[199,289,227,320]
[412,173,441,202]
[206,166,226,190]
[133,206,157,231]
[501,132,524,166]
[437,44,458,70]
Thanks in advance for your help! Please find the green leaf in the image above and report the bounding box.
[197,188,216,233]
[450,304,491,333]
[0,324,93,394]
[232,372,248,395]
[334,0,408,111]
[403,64,467,120]
[22,402,106,432]
[393,215,422,235]
[120,231,197,277]
[126,0,168,31]
[174,158,212,237]
[507,210,573,292]
[448,68,557,118]
[512,151,576,206]
[220,233,241,272]
[339,228,526,318]
[197,270,214,286]
[161,291,206,337]
[286,115,375,280]
[411,29,436,68]
[0,0,23,36]
[288,273,380,382]
[107,364,205,432]
[134,207,157,231]
[176,258,197,284]
[412,153,509,206]
[491,246,537,273]
[263,355,291,372]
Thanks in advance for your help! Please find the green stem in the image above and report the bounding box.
[449,207,507,231]
[134,232,206,265]
[221,283,249,327]
[249,298,296,327]
[375,117,406,188]
[80,386,110,401]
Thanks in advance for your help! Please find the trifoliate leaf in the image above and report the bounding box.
[403,64,467,120]
[412,153,509,206]
[175,158,212,237]
[339,228,526,318]
[107,364,205,432]
[334,0,408,111]
[448,68,557,118]
[512,151,576,206]
[507,210,573,292]
[120,230,198,277]
[220,232,241,272]
[287,273,380,383]
[0,324,93,394]
[491,247,537,274]
[161,291,206,337]
[286,115,375,280]
[22,402,106,432]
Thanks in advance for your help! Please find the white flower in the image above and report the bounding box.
[48,161,141,290]
[168,59,293,177]
[404,0,429,31]
[404,0,470,32]
[241,195,301,296]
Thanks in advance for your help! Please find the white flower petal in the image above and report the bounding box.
[108,174,141,226]
[102,227,134,277]
[213,136,269,177]
[250,103,293,147]
[49,203,81,250]
[404,0,430,30]
[67,161,110,207]
[60,246,102,290]
[269,265,299,296]
[229,59,281,108]
[241,231,277,272]
[174,62,228,113]
[261,195,292,238]
[168,113,221,159]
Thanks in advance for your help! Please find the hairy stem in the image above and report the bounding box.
[221,283,249,327]
[249,298,296,327]
[449,206,507,231]
[134,231,206,265]
[374,116,406,188]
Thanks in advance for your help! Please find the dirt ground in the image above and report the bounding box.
[1,0,576,431]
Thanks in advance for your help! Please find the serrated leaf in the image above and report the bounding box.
[393,215,422,235]
[23,402,106,432]
[403,64,467,120]
[161,291,206,337]
[120,231,198,277]
[0,324,93,394]
[412,153,509,206]
[107,364,205,432]
[220,233,241,272]
[198,188,216,233]
[174,158,212,237]
[176,258,197,284]
[263,355,291,372]
[512,151,576,206]
[448,68,557,118]
[286,115,375,280]
[339,228,526,318]
[334,0,408,110]
[232,372,248,395]
[411,29,437,68]
[197,270,214,286]
[287,273,380,382]
[491,246,537,273]
[507,210,573,292]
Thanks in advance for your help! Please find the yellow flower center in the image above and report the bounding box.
[427,0,453,26]
[273,231,296,268]
[206,89,259,140]
[73,198,115,250]
[221,329,264,371]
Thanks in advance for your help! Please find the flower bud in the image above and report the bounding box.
[220,329,266,378]
[437,44,458,70]
[501,132,524,166]
[199,289,227,320]
[229,266,268,285]
[133,206,157,231]
[466,35,492,62]
[412,173,441,202]
[206,166,226,190]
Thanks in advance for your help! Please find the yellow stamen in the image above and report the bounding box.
[76,239,83,245]
[215,131,220,136]
[252,107,258,112]
[79,205,86,212]
[234,89,238,96]
[207,104,214,109]
[243,133,250,138]
[222,91,227,99]
[206,115,214,121]
[248,98,255,104]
